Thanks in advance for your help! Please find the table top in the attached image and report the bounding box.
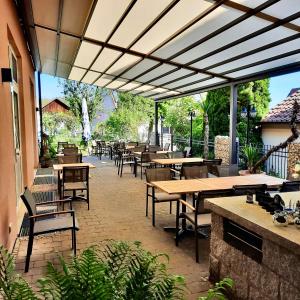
[53,162,96,171]
[151,157,203,165]
[134,151,170,156]
[205,191,300,254]
[152,174,286,194]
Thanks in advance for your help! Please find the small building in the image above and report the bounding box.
[261,88,300,146]
[42,98,70,113]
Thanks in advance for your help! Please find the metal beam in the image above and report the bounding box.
[54,0,64,76]
[229,84,238,164]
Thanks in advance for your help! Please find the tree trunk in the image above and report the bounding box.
[204,113,209,159]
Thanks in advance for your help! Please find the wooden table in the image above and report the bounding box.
[151,157,203,165]
[53,162,95,171]
[133,151,170,156]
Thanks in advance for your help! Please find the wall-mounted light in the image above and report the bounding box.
[1,68,12,82]
[35,107,39,112]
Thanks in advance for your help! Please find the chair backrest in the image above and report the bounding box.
[196,189,233,214]
[141,152,152,163]
[58,154,82,164]
[150,152,168,160]
[145,168,173,183]
[63,147,78,155]
[233,184,267,196]
[203,159,222,177]
[21,187,37,216]
[131,146,146,152]
[149,145,162,152]
[280,181,300,192]
[163,143,170,151]
[182,165,208,179]
[63,143,76,148]
[184,147,191,157]
[167,151,185,158]
[217,164,239,177]
[63,166,89,183]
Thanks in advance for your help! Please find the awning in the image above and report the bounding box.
[19,0,300,100]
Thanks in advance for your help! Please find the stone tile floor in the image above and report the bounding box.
[14,156,211,299]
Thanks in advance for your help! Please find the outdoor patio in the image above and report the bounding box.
[14,155,211,300]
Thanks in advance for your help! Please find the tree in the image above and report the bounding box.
[61,80,103,143]
[199,101,211,159]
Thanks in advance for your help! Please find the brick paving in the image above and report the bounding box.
[14,156,211,299]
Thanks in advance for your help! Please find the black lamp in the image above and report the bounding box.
[1,68,12,82]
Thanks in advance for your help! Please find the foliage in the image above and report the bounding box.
[241,144,260,170]
[95,92,154,141]
[0,241,185,300]
[199,278,234,300]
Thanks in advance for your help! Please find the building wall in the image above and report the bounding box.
[42,101,69,113]
[0,0,38,250]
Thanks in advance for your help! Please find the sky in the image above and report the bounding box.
[39,71,300,109]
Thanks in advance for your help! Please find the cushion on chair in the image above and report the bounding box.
[64,182,87,190]
[155,192,181,202]
[181,212,211,226]
[34,215,79,234]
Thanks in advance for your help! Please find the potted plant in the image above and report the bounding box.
[239,144,263,175]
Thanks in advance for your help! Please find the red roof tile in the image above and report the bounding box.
[261,88,300,123]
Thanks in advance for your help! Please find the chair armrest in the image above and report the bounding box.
[145,182,153,187]
[180,199,195,211]
[29,210,75,219]
[170,168,181,174]
[36,198,72,206]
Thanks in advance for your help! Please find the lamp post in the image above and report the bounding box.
[189,110,195,156]
[160,115,164,147]
[241,104,257,144]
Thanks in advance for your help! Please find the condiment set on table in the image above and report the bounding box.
[255,192,300,228]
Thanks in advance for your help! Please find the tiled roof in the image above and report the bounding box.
[261,88,300,123]
[42,98,69,108]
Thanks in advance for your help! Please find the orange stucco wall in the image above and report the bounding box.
[0,0,38,250]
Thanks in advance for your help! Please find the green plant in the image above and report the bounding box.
[198,278,234,300]
[242,144,260,171]
[0,241,185,300]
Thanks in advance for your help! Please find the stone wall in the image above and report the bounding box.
[209,213,300,300]
[214,136,230,165]
[287,143,300,178]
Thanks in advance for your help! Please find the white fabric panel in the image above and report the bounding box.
[94,74,115,87]
[56,62,71,78]
[136,64,177,82]
[153,6,242,59]
[32,0,59,29]
[236,0,268,8]
[177,78,226,92]
[140,87,169,97]
[174,16,270,64]
[150,69,193,85]
[209,39,300,73]
[262,0,299,19]
[122,59,159,79]
[81,71,100,84]
[41,58,56,75]
[164,73,210,89]
[292,18,300,26]
[59,34,80,64]
[131,0,213,53]
[106,79,128,89]
[109,0,172,47]
[131,84,155,94]
[119,81,142,91]
[74,41,101,68]
[155,91,180,99]
[106,54,140,76]
[69,67,87,81]
[85,0,131,41]
[192,27,295,69]
[227,53,300,78]
[91,48,122,72]
[36,27,57,60]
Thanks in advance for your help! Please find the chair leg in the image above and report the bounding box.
[146,187,149,217]
[73,229,77,255]
[175,201,180,246]
[25,234,34,272]
[71,229,74,249]
[169,201,172,214]
[140,165,143,180]
[120,160,124,177]
[87,187,90,210]
[195,224,199,263]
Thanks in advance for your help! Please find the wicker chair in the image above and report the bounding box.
[148,145,163,153]
[118,150,135,177]
[233,184,267,196]
[136,152,153,179]
[62,166,90,209]
[174,161,205,179]
[58,154,82,164]
[63,147,79,156]
[21,187,78,272]
[280,181,300,192]
[176,189,233,262]
[145,168,181,226]
[217,164,239,177]
[203,159,222,177]
[182,165,208,179]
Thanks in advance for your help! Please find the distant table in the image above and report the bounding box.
[133,151,170,156]
[53,162,95,171]
[151,157,203,165]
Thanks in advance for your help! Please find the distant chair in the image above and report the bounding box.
[21,187,78,272]
[163,143,170,151]
[217,164,239,177]
[148,145,163,152]
[184,146,191,157]
[280,181,300,192]
[136,152,153,179]
[58,154,82,164]
[176,189,233,262]
[118,151,135,177]
[63,147,78,156]
[145,168,181,226]
[62,166,90,210]
[182,165,208,179]
[203,159,222,177]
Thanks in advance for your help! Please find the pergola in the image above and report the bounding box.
[18,0,300,162]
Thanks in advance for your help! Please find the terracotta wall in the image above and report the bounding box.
[0,0,38,250]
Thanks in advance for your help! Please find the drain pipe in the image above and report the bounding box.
[37,71,43,157]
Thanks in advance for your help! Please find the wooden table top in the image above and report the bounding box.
[151,157,203,165]
[152,174,285,194]
[52,162,96,171]
[134,151,170,156]
[205,191,300,254]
